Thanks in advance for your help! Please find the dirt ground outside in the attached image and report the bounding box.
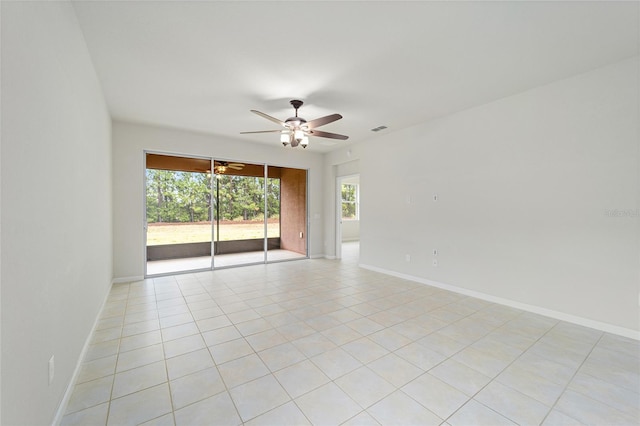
[146,220,280,245]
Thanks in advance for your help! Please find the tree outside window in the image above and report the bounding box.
[341,183,359,220]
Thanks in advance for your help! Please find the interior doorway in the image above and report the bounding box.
[336,174,360,260]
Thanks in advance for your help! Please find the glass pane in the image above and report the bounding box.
[342,184,356,202]
[268,166,307,262]
[341,184,358,219]
[266,174,281,251]
[145,157,213,275]
[213,161,266,267]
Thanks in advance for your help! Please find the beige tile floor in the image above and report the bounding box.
[62,243,639,425]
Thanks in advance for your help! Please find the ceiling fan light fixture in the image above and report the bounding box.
[241,99,348,148]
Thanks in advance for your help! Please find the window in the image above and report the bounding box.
[341,183,359,220]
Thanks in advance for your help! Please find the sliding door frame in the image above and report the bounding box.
[211,159,267,269]
[144,151,309,277]
[143,150,214,277]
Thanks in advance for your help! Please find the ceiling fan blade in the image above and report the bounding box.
[240,130,283,134]
[309,129,349,140]
[305,114,342,129]
[228,165,244,170]
[251,110,286,127]
[228,163,244,168]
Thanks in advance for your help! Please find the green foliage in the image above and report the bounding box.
[146,169,280,223]
[341,184,356,202]
[342,201,357,219]
[341,183,358,219]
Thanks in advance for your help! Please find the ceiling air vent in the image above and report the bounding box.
[371,125,388,132]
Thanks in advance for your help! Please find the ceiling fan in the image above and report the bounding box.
[214,161,244,174]
[241,100,349,148]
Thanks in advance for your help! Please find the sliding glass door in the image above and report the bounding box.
[145,153,213,275]
[144,152,308,276]
[213,161,266,268]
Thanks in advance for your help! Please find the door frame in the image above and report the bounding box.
[143,150,214,277]
[335,173,360,259]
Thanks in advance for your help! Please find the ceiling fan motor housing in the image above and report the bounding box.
[286,117,307,126]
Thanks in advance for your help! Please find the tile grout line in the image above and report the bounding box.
[157,275,179,426]
[539,331,605,425]
[191,278,246,424]
[433,310,556,425]
[104,280,131,426]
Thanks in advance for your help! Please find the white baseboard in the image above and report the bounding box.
[359,263,640,341]
[112,275,144,284]
[309,254,337,260]
[52,281,114,426]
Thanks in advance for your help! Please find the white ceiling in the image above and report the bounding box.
[72,1,639,153]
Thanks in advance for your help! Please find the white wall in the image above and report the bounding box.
[342,221,360,242]
[112,122,325,280]
[1,2,112,424]
[327,57,639,336]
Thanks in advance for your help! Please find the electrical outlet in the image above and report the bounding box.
[48,355,55,385]
[405,254,411,262]
[299,231,303,238]
[432,259,438,267]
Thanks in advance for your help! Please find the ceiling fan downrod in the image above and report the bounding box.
[290,99,303,116]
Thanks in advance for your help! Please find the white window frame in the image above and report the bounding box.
[341,183,359,220]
